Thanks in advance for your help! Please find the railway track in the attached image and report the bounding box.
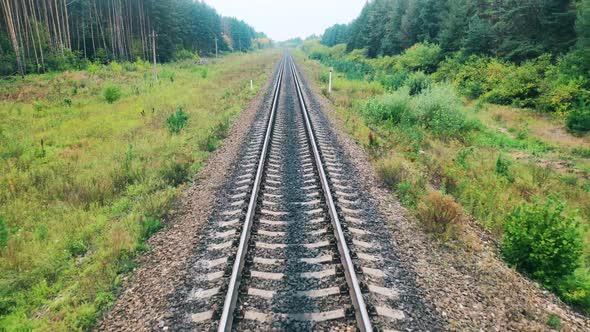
[175,55,428,331]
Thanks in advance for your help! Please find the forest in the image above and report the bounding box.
[318,0,589,133]
[322,0,586,62]
[0,0,265,76]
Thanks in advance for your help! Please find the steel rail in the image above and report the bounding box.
[217,57,285,332]
[289,56,373,332]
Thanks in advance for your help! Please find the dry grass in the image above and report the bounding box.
[418,191,465,240]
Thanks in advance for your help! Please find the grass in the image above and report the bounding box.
[0,49,280,330]
[294,49,590,313]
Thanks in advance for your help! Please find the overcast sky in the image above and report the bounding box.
[204,0,366,41]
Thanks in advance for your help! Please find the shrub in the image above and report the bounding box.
[405,71,432,95]
[200,68,208,79]
[483,57,548,108]
[397,42,442,73]
[87,62,100,75]
[174,49,201,62]
[502,197,583,288]
[412,84,469,139]
[161,161,189,187]
[418,191,464,238]
[538,79,586,114]
[566,108,590,134]
[199,134,220,152]
[67,239,88,257]
[103,85,122,104]
[364,89,412,125]
[376,155,411,188]
[166,107,189,134]
[379,70,408,91]
[557,268,590,312]
[109,61,123,73]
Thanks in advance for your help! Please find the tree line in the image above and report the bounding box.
[0,0,263,76]
[321,0,589,64]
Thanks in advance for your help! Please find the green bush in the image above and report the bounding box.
[406,71,432,95]
[103,85,122,104]
[396,42,442,73]
[174,49,201,62]
[166,107,189,134]
[67,239,88,257]
[502,197,583,288]
[557,268,590,312]
[379,70,408,91]
[412,84,469,139]
[484,56,550,108]
[364,89,412,124]
[566,108,590,134]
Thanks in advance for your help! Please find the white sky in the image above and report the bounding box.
[204,0,366,41]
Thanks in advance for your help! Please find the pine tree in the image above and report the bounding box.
[463,15,494,56]
[439,0,469,53]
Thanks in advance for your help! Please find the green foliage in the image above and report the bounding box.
[378,70,408,91]
[502,197,583,288]
[547,314,563,330]
[328,0,579,63]
[0,51,277,330]
[140,217,162,240]
[412,84,469,139]
[67,239,88,257]
[103,85,122,104]
[396,43,442,73]
[166,107,189,134]
[161,161,189,187]
[200,68,209,79]
[495,155,514,182]
[364,89,412,125]
[364,84,469,140]
[174,49,201,62]
[557,268,590,312]
[483,57,549,108]
[405,71,432,95]
[566,108,590,134]
[0,218,8,249]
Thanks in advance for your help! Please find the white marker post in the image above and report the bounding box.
[328,69,332,93]
[250,80,254,91]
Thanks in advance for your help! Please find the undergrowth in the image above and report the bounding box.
[296,45,590,314]
[0,50,280,330]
